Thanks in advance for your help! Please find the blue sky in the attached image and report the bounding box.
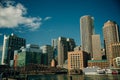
[0,0,120,56]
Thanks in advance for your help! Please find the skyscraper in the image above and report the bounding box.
[67,38,76,51]
[57,37,76,67]
[57,37,68,67]
[92,35,102,60]
[1,33,26,65]
[80,15,94,59]
[40,45,53,66]
[51,39,58,59]
[103,20,120,65]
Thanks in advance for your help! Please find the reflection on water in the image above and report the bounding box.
[28,74,120,80]
[85,75,120,80]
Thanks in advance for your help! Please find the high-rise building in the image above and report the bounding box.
[58,37,75,67]
[51,39,58,59]
[92,35,102,60]
[1,33,26,65]
[40,45,53,66]
[80,15,94,59]
[103,20,120,65]
[52,39,58,49]
[57,37,68,67]
[57,37,76,67]
[67,38,76,51]
[52,37,76,67]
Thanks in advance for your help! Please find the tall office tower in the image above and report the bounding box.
[92,35,102,60]
[1,33,26,65]
[103,20,120,64]
[40,45,53,66]
[57,37,76,67]
[52,39,58,49]
[67,38,76,51]
[80,15,94,59]
[51,39,58,58]
[58,37,68,67]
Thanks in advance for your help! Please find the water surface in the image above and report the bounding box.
[28,74,120,80]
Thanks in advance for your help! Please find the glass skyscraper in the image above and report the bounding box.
[1,33,26,65]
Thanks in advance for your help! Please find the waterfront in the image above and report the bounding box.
[27,74,120,80]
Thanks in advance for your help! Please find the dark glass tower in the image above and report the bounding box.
[1,33,26,65]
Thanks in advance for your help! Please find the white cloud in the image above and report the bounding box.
[0,1,42,31]
[44,17,52,21]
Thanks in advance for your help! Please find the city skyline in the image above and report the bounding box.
[0,0,120,56]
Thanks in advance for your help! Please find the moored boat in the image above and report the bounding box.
[83,66,99,75]
[97,69,105,74]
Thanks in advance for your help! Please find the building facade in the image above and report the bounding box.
[57,37,76,67]
[80,15,94,59]
[14,44,42,67]
[68,50,88,70]
[74,46,81,51]
[51,39,58,59]
[103,20,120,65]
[109,43,120,67]
[57,37,68,67]
[1,33,26,65]
[67,38,76,51]
[113,57,120,68]
[88,60,109,69]
[92,35,102,60]
[40,45,53,66]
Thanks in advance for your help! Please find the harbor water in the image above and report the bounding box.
[27,74,120,80]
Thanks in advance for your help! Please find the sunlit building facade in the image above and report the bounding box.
[58,37,68,67]
[68,50,88,70]
[103,20,120,66]
[92,35,102,60]
[88,60,109,69]
[80,15,94,59]
[109,43,120,67]
[57,37,76,67]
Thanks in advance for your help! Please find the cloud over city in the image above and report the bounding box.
[0,1,51,31]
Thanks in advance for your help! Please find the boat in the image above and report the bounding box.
[105,69,112,74]
[97,69,105,74]
[83,66,99,75]
[112,70,118,74]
